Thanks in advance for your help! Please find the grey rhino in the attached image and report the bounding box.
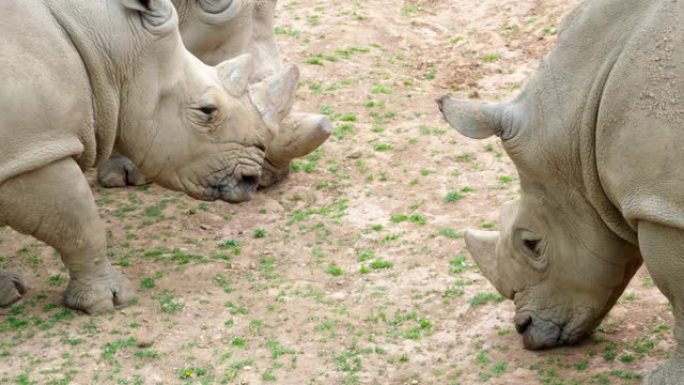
[439,0,684,383]
[0,0,298,313]
[98,0,332,189]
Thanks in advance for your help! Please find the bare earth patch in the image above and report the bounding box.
[0,0,673,384]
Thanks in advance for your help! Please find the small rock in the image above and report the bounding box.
[137,338,155,348]
[330,292,347,301]
[347,151,362,159]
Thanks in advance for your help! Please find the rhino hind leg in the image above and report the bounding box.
[0,158,135,314]
[638,221,684,385]
[97,154,147,188]
[0,272,27,307]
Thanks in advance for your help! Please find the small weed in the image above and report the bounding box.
[445,192,464,202]
[370,259,393,270]
[469,292,505,308]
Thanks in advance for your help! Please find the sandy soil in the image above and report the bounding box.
[0,0,675,384]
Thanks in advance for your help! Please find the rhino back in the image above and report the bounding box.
[595,0,684,230]
[0,0,95,185]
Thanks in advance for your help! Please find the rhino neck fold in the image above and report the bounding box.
[577,48,639,246]
[516,0,646,247]
[45,1,123,167]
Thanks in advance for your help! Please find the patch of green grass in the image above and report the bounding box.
[438,228,463,239]
[469,292,505,308]
[369,259,393,270]
[254,228,267,238]
[274,26,300,38]
[493,362,507,375]
[231,337,247,348]
[226,301,249,315]
[390,213,427,225]
[265,339,297,359]
[215,274,235,293]
[154,291,184,314]
[48,274,64,286]
[326,264,344,277]
[178,366,208,380]
[336,46,371,59]
[262,369,277,382]
[339,113,357,122]
[445,191,464,202]
[370,84,393,94]
[402,5,420,16]
[374,143,394,152]
[481,53,501,62]
[449,255,469,274]
[218,239,242,255]
[333,123,354,140]
[143,200,168,217]
[102,337,138,361]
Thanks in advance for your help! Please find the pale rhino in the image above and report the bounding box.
[439,0,684,383]
[0,0,299,314]
[98,0,332,188]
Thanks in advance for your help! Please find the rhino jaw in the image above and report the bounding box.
[464,230,510,299]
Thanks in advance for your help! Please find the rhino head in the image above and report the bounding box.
[117,0,298,202]
[437,94,642,349]
[172,0,332,187]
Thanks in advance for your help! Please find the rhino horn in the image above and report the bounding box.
[437,95,505,139]
[464,230,510,299]
[266,112,332,168]
[249,64,300,134]
[216,54,254,97]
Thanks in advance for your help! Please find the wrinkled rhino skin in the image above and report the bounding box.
[97,0,331,189]
[439,0,684,383]
[0,0,298,314]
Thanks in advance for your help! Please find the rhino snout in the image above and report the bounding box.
[212,172,259,203]
[514,313,563,350]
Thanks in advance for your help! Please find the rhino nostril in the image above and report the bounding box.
[240,174,258,188]
[515,315,532,334]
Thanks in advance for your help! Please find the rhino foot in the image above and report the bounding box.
[63,268,135,314]
[0,272,27,307]
[644,358,684,385]
[97,155,147,188]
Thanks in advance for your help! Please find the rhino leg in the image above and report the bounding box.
[97,153,147,188]
[0,272,27,307]
[639,221,684,385]
[0,158,135,314]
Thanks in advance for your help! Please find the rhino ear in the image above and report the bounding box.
[217,54,254,97]
[249,64,300,132]
[121,0,174,30]
[437,95,505,139]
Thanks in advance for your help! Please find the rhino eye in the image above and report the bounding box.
[519,230,542,256]
[198,105,218,117]
[523,239,541,254]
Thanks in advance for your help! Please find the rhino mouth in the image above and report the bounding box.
[514,311,591,350]
[208,172,259,203]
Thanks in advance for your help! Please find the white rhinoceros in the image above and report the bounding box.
[439,0,684,383]
[98,0,332,188]
[0,0,298,313]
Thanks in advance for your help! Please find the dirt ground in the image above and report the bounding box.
[0,0,676,384]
